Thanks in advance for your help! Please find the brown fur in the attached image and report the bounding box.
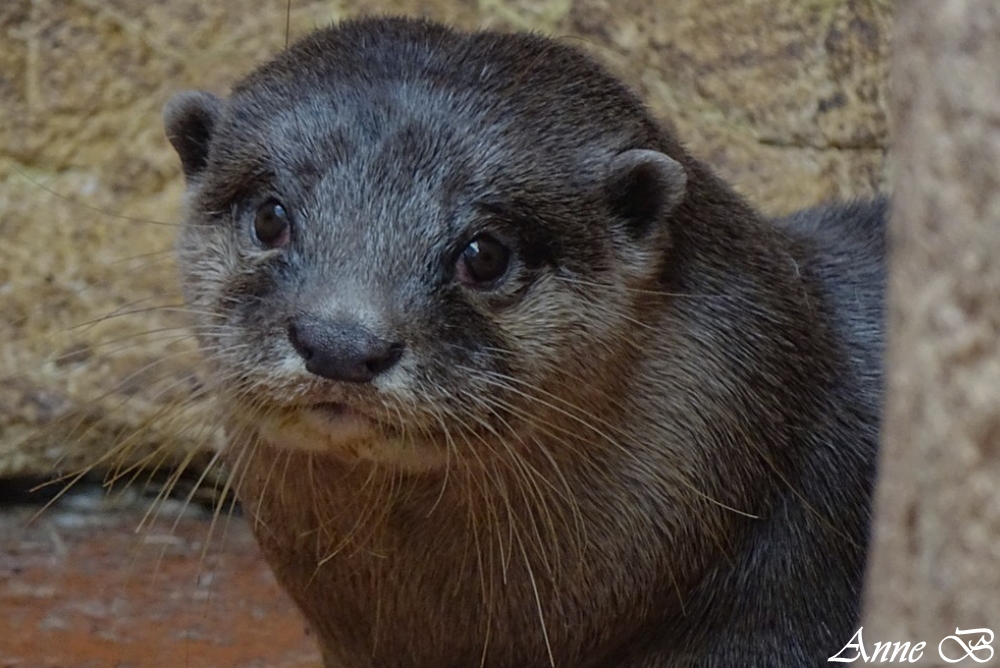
[164,17,884,668]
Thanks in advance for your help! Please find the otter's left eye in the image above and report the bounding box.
[253,199,291,248]
[456,235,510,287]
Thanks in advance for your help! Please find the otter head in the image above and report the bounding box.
[164,18,687,472]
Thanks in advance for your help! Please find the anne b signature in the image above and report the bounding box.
[829,626,994,664]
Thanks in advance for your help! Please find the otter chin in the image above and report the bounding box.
[253,404,450,471]
[164,16,884,668]
[256,404,373,453]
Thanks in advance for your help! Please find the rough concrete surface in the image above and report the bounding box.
[0,0,890,480]
[862,0,1000,653]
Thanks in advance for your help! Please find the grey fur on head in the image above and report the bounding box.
[165,16,884,668]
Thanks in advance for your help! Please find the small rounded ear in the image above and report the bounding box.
[163,90,225,182]
[605,149,687,239]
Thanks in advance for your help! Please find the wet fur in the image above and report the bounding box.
[165,17,884,668]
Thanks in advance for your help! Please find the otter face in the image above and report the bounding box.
[165,18,686,470]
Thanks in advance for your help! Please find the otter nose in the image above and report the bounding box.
[287,317,404,383]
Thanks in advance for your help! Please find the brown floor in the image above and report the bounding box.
[0,483,321,668]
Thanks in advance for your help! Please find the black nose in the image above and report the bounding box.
[287,317,404,383]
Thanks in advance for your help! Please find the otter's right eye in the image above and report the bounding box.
[456,235,511,287]
[253,200,291,248]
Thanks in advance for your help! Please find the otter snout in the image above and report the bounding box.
[287,316,404,383]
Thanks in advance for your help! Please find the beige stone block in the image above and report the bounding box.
[0,0,890,484]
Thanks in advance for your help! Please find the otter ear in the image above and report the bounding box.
[605,149,687,239]
[163,91,225,182]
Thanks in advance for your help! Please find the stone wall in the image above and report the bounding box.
[0,0,891,479]
[863,0,1000,648]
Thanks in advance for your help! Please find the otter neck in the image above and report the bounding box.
[231,419,728,668]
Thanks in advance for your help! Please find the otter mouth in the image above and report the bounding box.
[306,401,355,420]
[251,401,448,471]
[252,402,374,453]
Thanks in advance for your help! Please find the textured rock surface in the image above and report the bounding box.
[0,485,319,666]
[0,0,891,479]
[863,1,1000,646]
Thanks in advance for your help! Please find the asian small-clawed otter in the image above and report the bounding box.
[164,16,884,668]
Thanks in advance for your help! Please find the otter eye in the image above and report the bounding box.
[456,235,510,287]
[253,199,291,248]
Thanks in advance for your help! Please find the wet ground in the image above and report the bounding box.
[0,481,320,668]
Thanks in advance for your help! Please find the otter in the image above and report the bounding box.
[163,17,884,668]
